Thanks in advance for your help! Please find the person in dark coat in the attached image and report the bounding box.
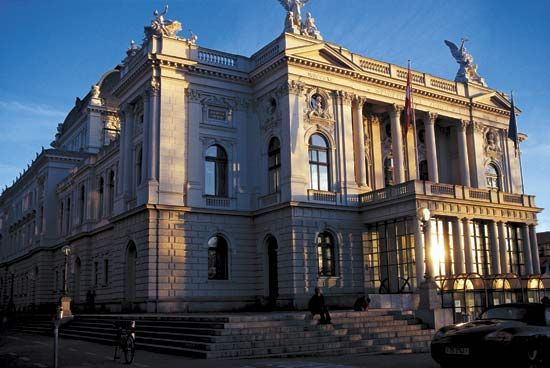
[308,287,331,324]
[353,295,371,311]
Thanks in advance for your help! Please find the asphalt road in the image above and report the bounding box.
[0,333,440,368]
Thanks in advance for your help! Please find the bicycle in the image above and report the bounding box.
[113,320,136,364]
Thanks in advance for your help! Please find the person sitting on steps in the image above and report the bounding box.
[308,287,331,324]
[353,294,371,311]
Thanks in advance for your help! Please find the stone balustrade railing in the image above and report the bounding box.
[355,55,460,95]
[358,180,537,208]
[198,50,237,68]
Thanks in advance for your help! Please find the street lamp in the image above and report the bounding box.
[61,245,71,296]
[417,207,432,281]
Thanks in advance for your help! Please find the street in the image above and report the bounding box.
[0,333,440,368]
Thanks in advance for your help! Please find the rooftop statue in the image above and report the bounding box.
[444,38,487,86]
[278,0,322,40]
[149,5,182,37]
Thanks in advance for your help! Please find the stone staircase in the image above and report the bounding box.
[11,309,434,359]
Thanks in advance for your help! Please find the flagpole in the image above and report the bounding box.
[512,91,525,194]
[409,60,420,180]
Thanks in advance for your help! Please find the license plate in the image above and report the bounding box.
[445,346,470,355]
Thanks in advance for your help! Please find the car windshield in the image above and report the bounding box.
[481,306,527,321]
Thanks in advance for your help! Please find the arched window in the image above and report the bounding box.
[136,147,143,186]
[205,145,228,197]
[268,137,281,193]
[485,163,500,190]
[309,134,330,191]
[59,202,64,235]
[108,170,115,214]
[317,231,336,276]
[98,177,104,219]
[208,235,228,280]
[79,185,86,224]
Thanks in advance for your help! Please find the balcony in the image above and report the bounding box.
[358,180,537,209]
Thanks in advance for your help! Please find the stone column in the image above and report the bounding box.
[424,220,434,280]
[389,105,405,184]
[522,224,534,275]
[337,91,356,198]
[457,120,471,187]
[425,113,439,182]
[353,96,367,187]
[489,221,501,275]
[414,218,425,287]
[529,225,541,274]
[452,218,465,274]
[370,115,384,189]
[462,218,474,274]
[406,117,417,180]
[497,221,509,274]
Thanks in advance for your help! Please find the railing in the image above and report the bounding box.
[429,77,457,93]
[308,190,337,203]
[503,194,523,205]
[258,192,280,208]
[253,44,280,67]
[205,196,230,208]
[198,51,237,67]
[357,58,391,76]
[358,180,537,209]
[395,69,425,84]
[468,189,491,201]
[430,183,455,196]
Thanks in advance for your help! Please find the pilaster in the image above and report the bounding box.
[529,225,541,274]
[452,218,465,274]
[497,221,508,274]
[462,218,474,274]
[353,96,367,187]
[522,224,534,275]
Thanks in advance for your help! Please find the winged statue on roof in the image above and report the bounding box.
[444,38,486,86]
[277,0,322,40]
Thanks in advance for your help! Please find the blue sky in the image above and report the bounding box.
[1,0,549,229]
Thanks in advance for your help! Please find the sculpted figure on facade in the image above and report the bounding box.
[306,90,331,120]
[148,5,182,37]
[278,0,322,40]
[484,129,502,159]
[444,39,487,86]
[302,12,322,40]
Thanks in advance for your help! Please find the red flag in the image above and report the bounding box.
[404,61,413,132]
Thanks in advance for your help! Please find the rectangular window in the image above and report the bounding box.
[94,261,99,286]
[104,259,109,285]
[366,218,416,293]
[471,220,491,276]
[506,224,525,275]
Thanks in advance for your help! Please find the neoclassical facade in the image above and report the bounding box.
[0,7,542,313]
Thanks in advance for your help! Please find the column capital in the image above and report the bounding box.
[473,121,486,134]
[425,112,438,124]
[459,119,471,132]
[388,104,403,118]
[353,95,367,106]
[336,90,354,105]
[148,77,160,97]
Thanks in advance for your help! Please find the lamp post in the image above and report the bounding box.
[61,245,71,296]
[54,245,73,368]
[417,207,432,282]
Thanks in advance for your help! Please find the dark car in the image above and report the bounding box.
[431,303,550,367]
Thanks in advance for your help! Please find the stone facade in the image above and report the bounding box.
[0,9,542,313]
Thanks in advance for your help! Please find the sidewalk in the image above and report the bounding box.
[0,332,438,368]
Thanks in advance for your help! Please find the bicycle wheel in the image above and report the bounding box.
[124,335,135,364]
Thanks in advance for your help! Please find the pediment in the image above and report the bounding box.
[472,92,519,112]
[286,44,363,72]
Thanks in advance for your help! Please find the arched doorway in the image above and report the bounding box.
[125,242,137,302]
[266,235,278,306]
[74,258,81,303]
